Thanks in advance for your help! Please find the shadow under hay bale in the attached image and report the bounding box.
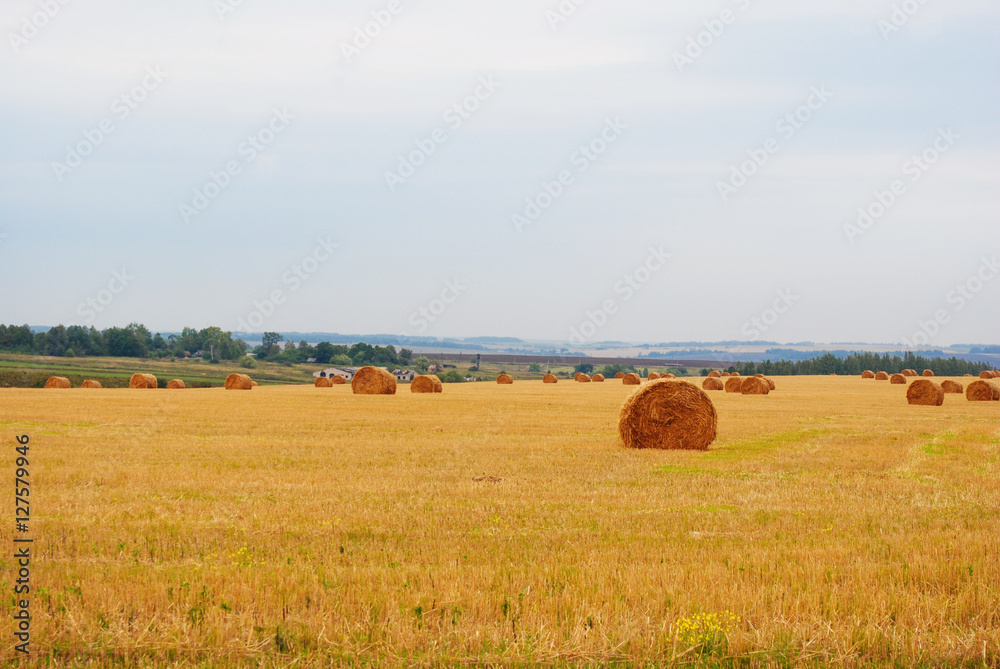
[907,379,944,406]
[352,367,396,394]
[618,380,717,451]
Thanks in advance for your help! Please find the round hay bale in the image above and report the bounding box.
[993,371,1000,379]
[740,377,770,395]
[980,371,995,380]
[315,377,333,388]
[251,381,259,387]
[614,372,625,379]
[890,374,907,385]
[965,374,974,378]
[922,370,935,377]
[81,380,102,389]
[941,380,963,394]
[966,380,1000,402]
[754,374,765,379]
[764,377,776,391]
[542,374,558,384]
[497,374,514,385]
[875,372,889,381]
[662,373,676,379]
[702,377,724,391]
[45,376,71,389]
[575,373,592,383]
[592,374,605,382]
[623,373,641,386]
[167,379,186,390]
[730,372,740,377]
[352,367,397,394]
[708,371,722,378]
[861,370,875,379]
[907,379,944,406]
[647,372,660,380]
[618,380,717,451]
[129,373,158,389]
[411,375,443,393]
[902,369,917,377]
[330,375,347,385]
[225,373,254,391]
[724,377,743,393]
[721,372,731,377]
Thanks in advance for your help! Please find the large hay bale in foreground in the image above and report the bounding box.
[315,377,333,388]
[129,373,157,389]
[225,373,254,391]
[352,367,396,394]
[902,369,917,377]
[542,374,558,384]
[966,380,1000,402]
[702,377,724,391]
[647,372,660,380]
[614,372,625,379]
[45,376,71,389]
[708,371,722,378]
[330,375,347,385]
[907,379,944,406]
[941,380,963,394]
[592,374,605,383]
[81,380,102,389]
[890,374,907,385]
[619,380,717,451]
[862,370,875,379]
[922,370,935,377]
[875,372,889,381]
[411,375,443,393]
[740,377,770,395]
[167,379,186,390]
[575,373,592,383]
[724,377,743,393]
[622,373,641,385]
[496,374,514,385]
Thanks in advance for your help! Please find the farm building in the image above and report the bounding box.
[313,367,357,381]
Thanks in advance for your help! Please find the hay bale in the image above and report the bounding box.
[754,374,765,379]
[648,372,660,380]
[575,373,592,383]
[902,369,917,377]
[890,374,907,385]
[941,380,963,394]
[708,371,722,378]
[411,375,443,393]
[614,372,625,379]
[662,373,676,379]
[542,374,558,384]
[251,381,259,387]
[45,376,71,389]
[167,379,186,390]
[764,377,776,391]
[623,373,641,385]
[315,377,333,388]
[966,380,1000,402]
[862,370,875,379]
[724,377,743,393]
[922,370,935,377]
[129,373,158,389]
[81,380,102,389]
[330,375,347,385]
[351,367,397,394]
[721,372,730,377]
[730,372,740,377]
[907,379,944,406]
[702,377,724,391]
[497,374,514,385]
[994,371,1000,379]
[592,374,605,382]
[618,380,717,451]
[875,372,889,381]
[740,377,770,395]
[980,371,995,379]
[225,373,254,390]
[965,374,974,378]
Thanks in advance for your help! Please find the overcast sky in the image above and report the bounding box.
[1,0,997,347]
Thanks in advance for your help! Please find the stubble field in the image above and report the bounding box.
[1,377,998,667]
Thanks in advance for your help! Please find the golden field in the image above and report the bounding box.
[1,377,998,667]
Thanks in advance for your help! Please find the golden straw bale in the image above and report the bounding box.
[129,373,158,389]
[81,380,102,389]
[496,374,514,385]
[618,380,717,451]
[45,376,71,389]
[702,377,724,391]
[225,373,254,390]
[907,379,944,406]
[740,377,770,395]
[542,374,557,384]
[315,377,333,388]
[724,377,743,393]
[966,380,1000,402]
[622,373,641,386]
[411,375,443,393]
[941,380,963,394]
[167,379,186,390]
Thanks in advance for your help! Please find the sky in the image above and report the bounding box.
[1,0,998,348]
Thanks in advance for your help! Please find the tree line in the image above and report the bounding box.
[723,352,993,377]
